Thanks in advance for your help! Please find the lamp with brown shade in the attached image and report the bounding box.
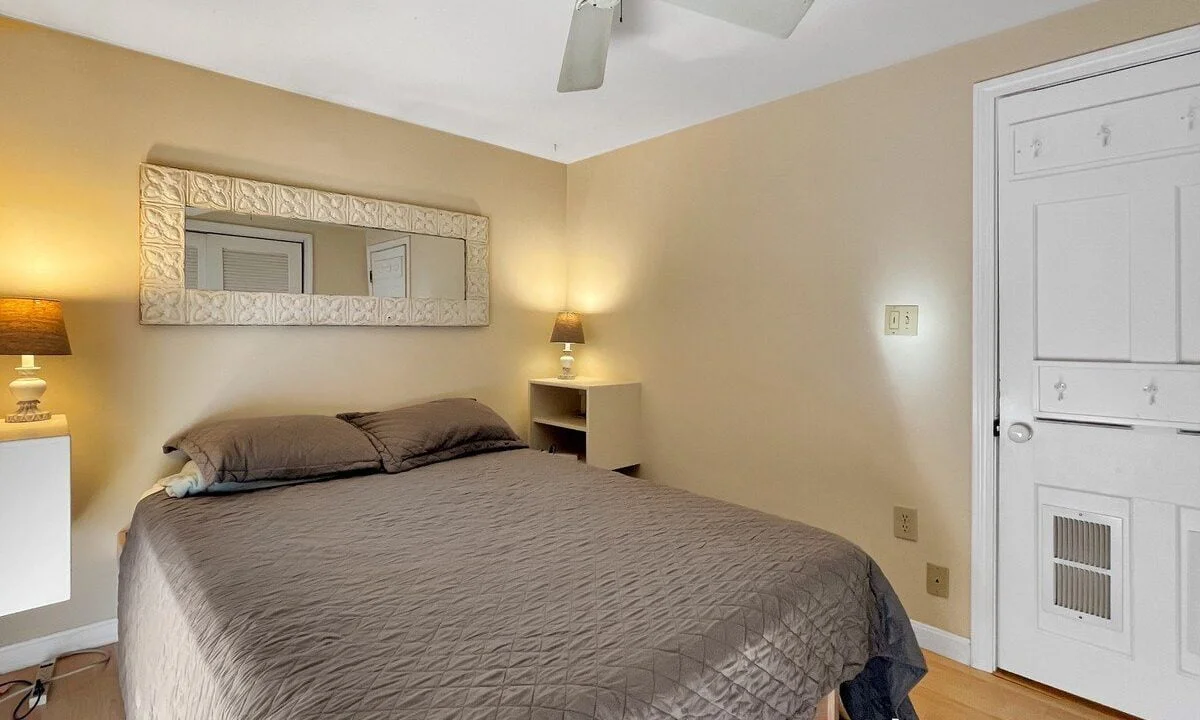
[550,311,585,380]
[0,298,72,423]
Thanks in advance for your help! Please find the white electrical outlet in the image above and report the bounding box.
[29,660,54,709]
[884,305,919,336]
[894,506,918,542]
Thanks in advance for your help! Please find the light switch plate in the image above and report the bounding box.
[884,305,919,336]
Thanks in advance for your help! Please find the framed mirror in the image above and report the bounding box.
[138,164,489,326]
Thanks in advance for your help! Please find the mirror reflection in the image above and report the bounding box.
[183,209,466,300]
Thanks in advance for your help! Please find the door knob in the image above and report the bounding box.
[1007,423,1033,443]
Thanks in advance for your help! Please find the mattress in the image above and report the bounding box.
[119,449,924,719]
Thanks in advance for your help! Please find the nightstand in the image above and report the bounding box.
[529,378,640,470]
[0,415,70,617]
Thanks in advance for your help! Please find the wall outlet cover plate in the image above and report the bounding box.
[893,506,918,542]
[927,563,950,598]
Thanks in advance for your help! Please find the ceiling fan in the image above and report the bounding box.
[558,0,817,93]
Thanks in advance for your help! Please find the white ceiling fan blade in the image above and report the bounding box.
[558,3,616,93]
[660,0,816,38]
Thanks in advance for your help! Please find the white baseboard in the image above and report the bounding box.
[0,618,118,675]
[911,620,971,665]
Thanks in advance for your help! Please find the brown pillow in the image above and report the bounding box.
[338,398,526,473]
[163,415,383,485]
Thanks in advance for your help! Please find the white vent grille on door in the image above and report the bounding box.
[1053,564,1111,620]
[185,245,199,289]
[1053,515,1111,569]
[1038,488,1129,654]
[221,250,290,293]
[1051,516,1112,620]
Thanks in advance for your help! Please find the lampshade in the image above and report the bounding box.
[550,311,585,345]
[0,298,72,356]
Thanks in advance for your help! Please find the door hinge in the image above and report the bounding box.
[993,418,1001,437]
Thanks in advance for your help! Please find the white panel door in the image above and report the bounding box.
[1180,184,1200,362]
[1034,194,1132,361]
[997,50,1200,719]
[367,240,409,298]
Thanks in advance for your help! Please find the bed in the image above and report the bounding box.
[119,447,924,719]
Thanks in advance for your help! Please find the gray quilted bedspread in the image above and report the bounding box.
[119,449,924,720]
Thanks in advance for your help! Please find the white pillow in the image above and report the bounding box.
[156,460,209,498]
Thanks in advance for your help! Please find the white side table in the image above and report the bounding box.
[529,379,640,470]
[0,415,70,617]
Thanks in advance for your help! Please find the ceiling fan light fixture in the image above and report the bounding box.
[660,0,817,39]
[557,0,818,93]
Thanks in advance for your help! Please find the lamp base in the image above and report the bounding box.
[558,344,576,380]
[6,401,50,423]
[8,359,51,423]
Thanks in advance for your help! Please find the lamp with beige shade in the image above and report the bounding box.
[0,297,72,423]
[550,311,585,380]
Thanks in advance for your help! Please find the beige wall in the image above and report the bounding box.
[0,18,566,646]
[312,226,369,296]
[564,0,1200,637]
[408,235,467,299]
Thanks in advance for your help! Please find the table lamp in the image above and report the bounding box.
[550,311,585,380]
[0,298,71,423]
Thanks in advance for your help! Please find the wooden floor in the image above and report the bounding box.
[0,646,1132,720]
[910,651,1134,720]
[0,646,122,720]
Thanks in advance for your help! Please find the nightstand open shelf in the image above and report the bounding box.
[529,378,640,470]
[531,414,588,432]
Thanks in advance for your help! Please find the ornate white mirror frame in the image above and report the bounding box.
[138,164,490,326]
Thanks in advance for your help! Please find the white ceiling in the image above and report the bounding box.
[0,0,1096,162]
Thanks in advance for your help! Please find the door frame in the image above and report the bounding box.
[970,23,1200,672]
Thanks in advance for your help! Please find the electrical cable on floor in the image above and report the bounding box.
[0,682,32,708]
[45,651,110,682]
[0,683,33,715]
[10,684,40,720]
[0,648,110,719]
[0,683,31,707]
